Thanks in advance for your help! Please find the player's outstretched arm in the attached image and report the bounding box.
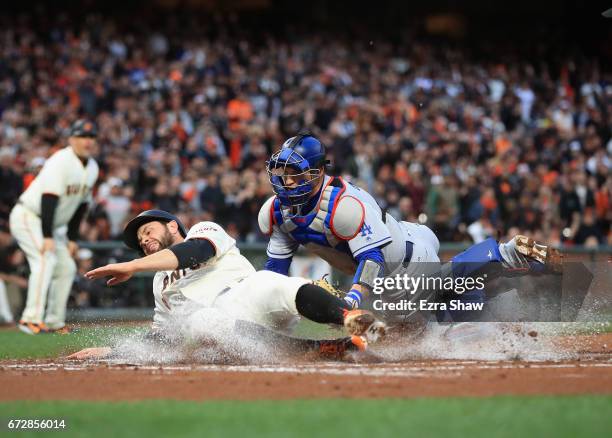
[86,239,217,286]
[86,249,181,285]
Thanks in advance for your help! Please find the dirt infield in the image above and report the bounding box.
[2,333,611,401]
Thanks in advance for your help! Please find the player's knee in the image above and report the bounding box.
[66,258,77,276]
[42,250,59,268]
[56,258,77,278]
[243,270,284,300]
[250,270,310,313]
[250,270,290,292]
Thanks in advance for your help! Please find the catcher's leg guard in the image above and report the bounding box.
[436,289,485,322]
[450,238,504,278]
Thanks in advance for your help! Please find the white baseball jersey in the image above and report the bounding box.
[151,221,256,330]
[19,146,99,229]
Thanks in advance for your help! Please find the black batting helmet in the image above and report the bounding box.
[70,119,98,138]
[123,210,188,252]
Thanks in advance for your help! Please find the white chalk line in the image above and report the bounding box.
[2,359,611,378]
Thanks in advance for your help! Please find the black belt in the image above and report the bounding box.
[403,241,414,267]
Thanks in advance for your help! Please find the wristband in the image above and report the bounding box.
[346,288,363,306]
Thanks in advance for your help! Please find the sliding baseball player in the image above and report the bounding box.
[68,210,383,360]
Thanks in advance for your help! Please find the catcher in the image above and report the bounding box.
[260,131,563,324]
[69,210,385,360]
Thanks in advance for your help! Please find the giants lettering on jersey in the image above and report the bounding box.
[65,184,93,196]
[161,267,199,292]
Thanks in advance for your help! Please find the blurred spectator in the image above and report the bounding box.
[70,248,107,308]
[0,228,27,323]
[98,178,132,238]
[572,209,604,245]
[0,8,608,249]
[0,148,22,229]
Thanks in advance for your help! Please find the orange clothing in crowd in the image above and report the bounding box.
[23,173,35,190]
[542,170,559,186]
[495,136,511,155]
[480,193,497,211]
[229,137,242,168]
[594,189,610,218]
[227,98,253,131]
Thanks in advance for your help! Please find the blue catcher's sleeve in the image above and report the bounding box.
[343,247,386,308]
[264,257,293,276]
[352,247,385,285]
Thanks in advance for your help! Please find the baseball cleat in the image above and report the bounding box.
[317,336,368,359]
[17,320,49,335]
[349,335,368,351]
[514,235,563,273]
[47,326,74,335]
[343,309,386,342]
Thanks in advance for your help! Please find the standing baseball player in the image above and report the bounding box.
[9,120,99,334]
[69,210,382,360]
[260,131,562,323]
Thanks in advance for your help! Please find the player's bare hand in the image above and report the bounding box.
[66,347,112,360]
[85,262,135,286]
[41,238,55,254]
[68,240,79,257]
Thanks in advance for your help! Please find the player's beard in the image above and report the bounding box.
[144,229,174,255]
[158,228,174,249]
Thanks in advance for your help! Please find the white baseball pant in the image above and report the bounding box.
[9,204,76,328]
[179,270,310,337]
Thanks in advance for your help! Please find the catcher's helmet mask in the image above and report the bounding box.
[266,130,329,214]
[123,210,187,254]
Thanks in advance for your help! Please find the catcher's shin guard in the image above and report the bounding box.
[451,238,504,278]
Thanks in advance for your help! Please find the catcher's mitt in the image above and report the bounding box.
[313,276,345,299]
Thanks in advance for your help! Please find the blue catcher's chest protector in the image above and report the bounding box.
[271,177,352,255]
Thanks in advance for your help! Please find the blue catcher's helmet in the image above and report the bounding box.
[266,132,329,210]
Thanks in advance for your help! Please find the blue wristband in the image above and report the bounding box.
[346,289,363,305]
